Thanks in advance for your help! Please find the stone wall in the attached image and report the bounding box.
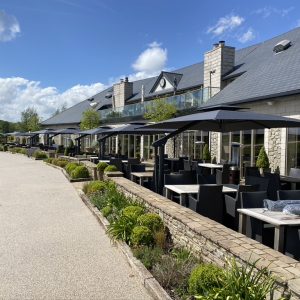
[210,132,219,161]
[110,177,300,299]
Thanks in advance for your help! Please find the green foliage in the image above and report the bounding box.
[101,205,113,218]
[122,205,145,221]
[144,98,177,122]
[65,162,80,175]
[54,159,69,168]
[45,158,53,164]
[56,145,65,154]
[202,144,211,161]
[71,166,90,179]
[104,165,118,172]
[137,213,163,233]
[64,147,71,156]
[132,246,164,270]
[131,226,154,246]
[33,150,48,159]
[188,264,224,296]
[80,109,100,130]
[3,144,8,152]
[83,180,107,196]
[97,162,109,171]
[19,148,28,155]
[107,214,138,243]
[256,146,270,169]
[0,119,19,134]
[152,248,198,297]
[20,107,40,132]
[194,259,277,300]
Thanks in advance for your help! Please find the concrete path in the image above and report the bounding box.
[0,152,152,300]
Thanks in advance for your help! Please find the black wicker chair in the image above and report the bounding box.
[216,164,230,185]
[188,184,223,223]
[224,185,256,230]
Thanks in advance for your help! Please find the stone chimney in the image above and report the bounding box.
[113,77,133,108]
[203,41,235,97]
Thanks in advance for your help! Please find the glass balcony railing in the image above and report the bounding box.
[99,87,219,122]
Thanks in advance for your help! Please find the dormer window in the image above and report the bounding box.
[150,71,183,93]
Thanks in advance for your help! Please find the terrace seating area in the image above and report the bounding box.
[2,128,300,261]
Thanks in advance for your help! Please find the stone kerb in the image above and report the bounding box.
[110,177,300,299]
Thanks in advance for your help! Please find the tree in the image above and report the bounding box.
[80,109,100,130]
[202,144,211,162]
[144,98,177,122]
[256,146,270,169]
[20,107,40,132]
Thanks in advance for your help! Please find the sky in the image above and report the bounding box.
[0,0,300,122]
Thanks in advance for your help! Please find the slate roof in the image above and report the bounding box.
[205,27,300,106]
[42,27,300,126]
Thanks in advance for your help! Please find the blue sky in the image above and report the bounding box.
[0,0,299,121]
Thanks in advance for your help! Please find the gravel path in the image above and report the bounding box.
[0,152,152,300]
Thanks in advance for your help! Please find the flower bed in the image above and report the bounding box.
[82,180,281,300]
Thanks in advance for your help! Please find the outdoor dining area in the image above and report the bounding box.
[2,105,300,260]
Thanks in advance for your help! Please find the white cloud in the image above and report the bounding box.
[0,41,169,122]
[207,15,244,36]
[254,6,294,18]
[132,41,167,76]
[0,77,107,122]
[0,10,20,42]
[238,28,255,43]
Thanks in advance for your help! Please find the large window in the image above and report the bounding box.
[287,128,300,173]
[220,130,265,175]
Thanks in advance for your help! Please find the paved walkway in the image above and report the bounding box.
[0,152,152,300]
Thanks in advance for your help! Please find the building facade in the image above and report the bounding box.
[42,27,300,175]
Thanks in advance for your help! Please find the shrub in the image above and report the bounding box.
[33,150,48,159]
[83,180,107,196]
[101,205,113,218]
[65,162,80,175]
[188,264,224,296]
[45,158,53,164]
[71,166,90,179]
[104,165,118,172]
[256,146,270,169]
[131,226,154,246]
[107,214,138,243]
[3,145,7,151]
[64,146,71,156]
[56,145,64,154]
[19,148,28,155]
[202,144,211,161]
[153,228,168,249]
[197,258,277,300]
[133,246,164,270]
[122,205,145,220]
[137,213,163,233]
[55,160,69,168]
[97,162,109,171]
[152,249,198,297]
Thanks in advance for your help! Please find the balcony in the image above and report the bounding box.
[99,87,219,123]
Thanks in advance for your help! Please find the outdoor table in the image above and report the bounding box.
[164,184,238,206]
[131,172,153,186]
[90,156,99,163]
[280,175,300,190]
[237,208,300,252]
[198,163,223,169]
[95,159,129,164]
[198,163,223,175]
